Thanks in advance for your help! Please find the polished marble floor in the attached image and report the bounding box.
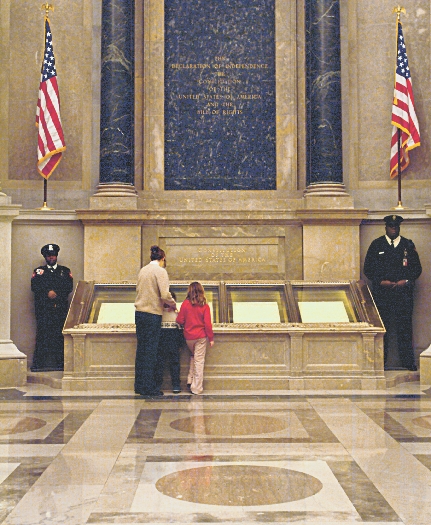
[1,380,431,524]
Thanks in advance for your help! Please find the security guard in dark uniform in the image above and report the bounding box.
[364,215,422,370]
[31,244,73,371]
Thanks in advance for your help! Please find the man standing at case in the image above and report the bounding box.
[364,215,422,371]
[134,245,176,397]
[31,244,73,371]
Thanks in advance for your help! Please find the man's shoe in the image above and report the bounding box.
[408,365,418,371]
[135,390,164,397]
[173,388,181,394]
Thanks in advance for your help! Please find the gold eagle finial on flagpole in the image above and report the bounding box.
[393,5,406,20]
[41,3,54,18]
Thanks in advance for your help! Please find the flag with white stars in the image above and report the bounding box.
[390,20,420,178]
[36,17,66,179]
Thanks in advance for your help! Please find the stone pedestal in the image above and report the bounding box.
[0,193,26,387]
[78,184,141,282]
[89,184,138,210]
[420,345,431,385]
[299,184,367,280]
[77,213,142,282]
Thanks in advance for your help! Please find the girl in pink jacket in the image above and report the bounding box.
[177,282,214,395]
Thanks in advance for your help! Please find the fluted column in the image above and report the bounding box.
[97,0,136,193]
[305,0,343,189]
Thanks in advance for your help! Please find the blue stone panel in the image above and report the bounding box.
[305,0,343,185]
[165,0,276,191]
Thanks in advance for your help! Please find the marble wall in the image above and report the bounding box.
[1,0,430,207]
[0,0,100,209]
[2,0,431,369]
[343,0,431,209]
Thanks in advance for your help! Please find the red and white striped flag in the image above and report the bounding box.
[36,17,66,179]
[390,20,420,178]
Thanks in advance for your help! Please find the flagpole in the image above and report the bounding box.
[37,2,55,211]
[395,128,404,209]
[392,5,406,210]
[39,178,53,210]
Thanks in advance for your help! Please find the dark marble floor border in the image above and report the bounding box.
[361,408,431,442]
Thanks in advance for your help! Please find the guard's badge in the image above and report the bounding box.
[392,215,397,221]
[35,268,44,275]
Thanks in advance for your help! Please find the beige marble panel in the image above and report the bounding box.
[420,346,431,385]
[148,224,303,280]
[144,42,164,117]
[8,1,89,183]
[0,357,26,387]
[0,47,9,185]
[86,335,136,368]
[302,223,361,280]
[349,0,431,188]
[389,411,431,438]
[303,336,361,371]
[275,0,298,191]
[144,116,164,191]
[205,335,288,368]
[83,224,142,281]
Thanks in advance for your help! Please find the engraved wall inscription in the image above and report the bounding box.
[167,239,279,274]
[164,0,276,190]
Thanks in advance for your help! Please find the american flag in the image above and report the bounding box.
[390,20,420,178]
[36,18,66,179]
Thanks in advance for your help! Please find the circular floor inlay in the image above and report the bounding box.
[0,416,47,435]
[411,415,431,430]
[170,413,288,436]
[156,465,323,506]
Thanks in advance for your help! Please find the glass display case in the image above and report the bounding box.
[62,280,385,392]
[66,280,376,327]
[291,282,360,323]
[225,283,289,323]
[65,281,221,327]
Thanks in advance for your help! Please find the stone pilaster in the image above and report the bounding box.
[0,192,26,386]
[297,208,367,281]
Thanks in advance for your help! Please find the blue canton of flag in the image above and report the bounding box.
[42,26,57,81]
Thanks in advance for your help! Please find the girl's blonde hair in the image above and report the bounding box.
[186,281,207,306]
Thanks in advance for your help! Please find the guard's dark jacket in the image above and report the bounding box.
[364,236,422,288]
[363,235,421,368]
[31,265,73,371]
